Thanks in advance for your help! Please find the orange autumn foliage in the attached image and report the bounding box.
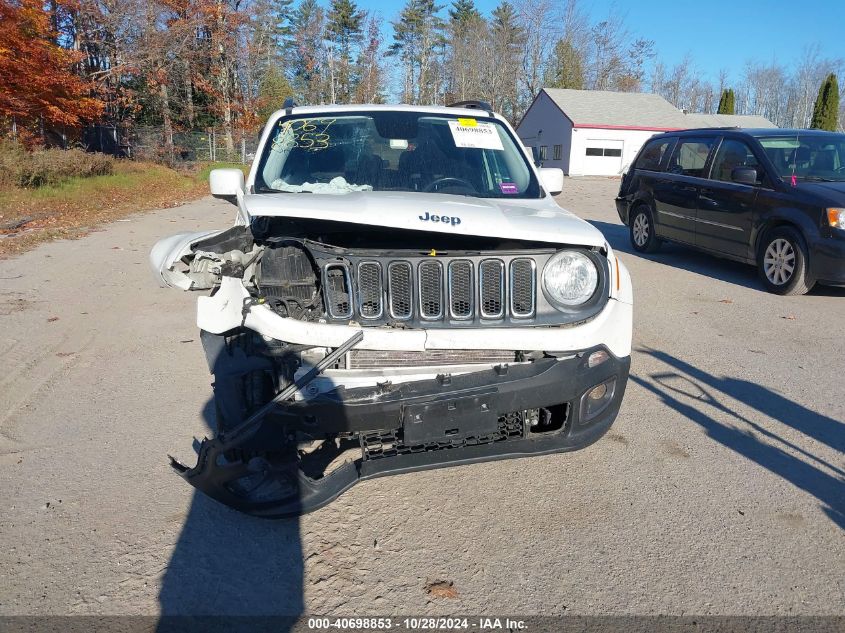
[0,0,104,134]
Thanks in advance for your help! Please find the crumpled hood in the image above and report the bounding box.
[242,191,606,248]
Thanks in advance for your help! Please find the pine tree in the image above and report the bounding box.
[446,0,484,101]
[257,66,295,119]
[325,0,364,103]
[545,38,585,90]
[717,88,735,114]
[488,1,524,121]
[449,0,480,30]
[810,73,839,131]
[390,0,445,104]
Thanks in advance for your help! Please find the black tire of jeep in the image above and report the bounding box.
[756,226,815,296]
[629,205,662,253]
[213,330,277,434]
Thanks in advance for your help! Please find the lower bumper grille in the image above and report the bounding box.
[361,411,525,460]
[347,349,518,369]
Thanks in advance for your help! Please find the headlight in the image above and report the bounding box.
[542,250,599,308]
[827,208,845,229]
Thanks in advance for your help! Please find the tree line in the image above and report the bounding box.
[1,0,843,154]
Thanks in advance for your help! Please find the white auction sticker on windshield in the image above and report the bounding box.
[448,120,504,151]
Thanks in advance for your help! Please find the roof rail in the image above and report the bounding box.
[447,100,494,112]
[282,97,298,111]
[679,126,740,132]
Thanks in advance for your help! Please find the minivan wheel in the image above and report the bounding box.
[757,227,815,295]
[630,206,661,253]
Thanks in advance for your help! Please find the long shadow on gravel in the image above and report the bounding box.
[632,348,845,531]
[156,398,304,632]
[588,219,845,297]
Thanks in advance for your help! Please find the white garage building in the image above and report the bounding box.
[516,88,775,176]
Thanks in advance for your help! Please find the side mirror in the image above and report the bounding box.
[539,167,564,195]
[209,168,245,204]
[731,167,758,186]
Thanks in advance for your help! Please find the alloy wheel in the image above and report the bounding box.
[633,213,649,247]
[763,238,796,285]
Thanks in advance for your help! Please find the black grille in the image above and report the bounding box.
[418,261,443,319]
[448,260,473,319]
[361,411,525,460]
[479,259,504,318]
[388,262,412,319]
[325,264,352,318]
[510,258,535,317]
[357,262,382,319]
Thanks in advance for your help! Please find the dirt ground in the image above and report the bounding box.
[0,177,843,617]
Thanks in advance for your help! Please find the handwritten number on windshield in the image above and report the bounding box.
[273,118,336,152]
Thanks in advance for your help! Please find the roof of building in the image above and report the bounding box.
[536,88,776,131]
[684,113,778,128]
[541,88,690,129]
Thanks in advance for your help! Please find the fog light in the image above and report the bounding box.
[588,350,610,368]
[580,377,617,422]
[588,383,608,400]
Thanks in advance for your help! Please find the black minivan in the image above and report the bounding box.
[615,128,845,295]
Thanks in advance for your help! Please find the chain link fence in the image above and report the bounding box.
[83,124,259,164]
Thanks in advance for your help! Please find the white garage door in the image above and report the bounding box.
[584,139,624,176]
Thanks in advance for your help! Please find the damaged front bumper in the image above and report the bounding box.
[171,344,630,518]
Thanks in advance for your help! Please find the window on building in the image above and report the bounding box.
[539,146,548,160]
[586,147,622,157]
[709,139,761,183]
[635,137,676,171]
[666,138,716,177]
[553,144,562,160]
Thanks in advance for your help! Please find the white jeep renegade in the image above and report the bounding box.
[151,102,633,517]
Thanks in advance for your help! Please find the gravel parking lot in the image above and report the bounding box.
[1,177,842,617]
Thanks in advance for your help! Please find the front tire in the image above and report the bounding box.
[630,205,662,253]
[757,227,815,295]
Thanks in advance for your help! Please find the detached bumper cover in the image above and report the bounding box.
[172,347,630,518]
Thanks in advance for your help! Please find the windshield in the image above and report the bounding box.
[255,111,541,198]
[757,134,845,182]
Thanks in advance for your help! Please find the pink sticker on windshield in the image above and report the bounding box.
[499,182,519,194]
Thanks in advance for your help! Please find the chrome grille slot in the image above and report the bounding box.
[448,260,473,319]
[357,261,383,319]
[479,259,505,318]
[388,261,413,319]
[325,264,353,318]
[418,260,444,319]
[510,258,536,318]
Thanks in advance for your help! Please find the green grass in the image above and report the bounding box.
[0,161,223,256]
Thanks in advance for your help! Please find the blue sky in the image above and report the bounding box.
[353,0,845,84]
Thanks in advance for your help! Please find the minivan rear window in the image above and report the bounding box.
[635,137,675,171]
[667,138,716,177]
